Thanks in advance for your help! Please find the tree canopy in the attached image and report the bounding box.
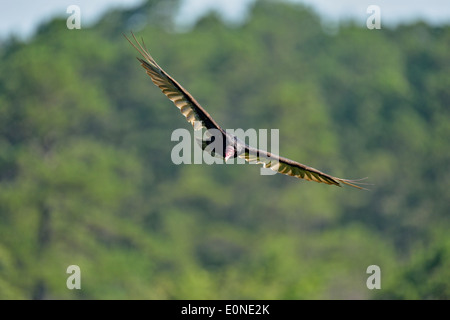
[0,0,449,299]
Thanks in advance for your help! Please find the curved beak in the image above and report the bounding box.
[224,145,234,162]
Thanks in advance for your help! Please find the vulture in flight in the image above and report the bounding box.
[125,33,368,190]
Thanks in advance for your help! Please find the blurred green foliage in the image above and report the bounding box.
[0,0,449,299]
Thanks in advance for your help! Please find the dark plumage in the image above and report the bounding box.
[125,33,368,190]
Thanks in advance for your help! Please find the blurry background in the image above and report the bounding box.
[0,0,449,299]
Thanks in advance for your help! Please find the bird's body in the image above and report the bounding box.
[125,33,368,190]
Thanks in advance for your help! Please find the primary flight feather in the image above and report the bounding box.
[125,33,368,190]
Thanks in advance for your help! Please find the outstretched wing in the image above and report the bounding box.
[239,146,369,190]
[125,33,225,134]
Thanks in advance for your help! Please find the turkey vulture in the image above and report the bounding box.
[125,33,368,190]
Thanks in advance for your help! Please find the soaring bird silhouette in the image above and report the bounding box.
[125,33,368,190]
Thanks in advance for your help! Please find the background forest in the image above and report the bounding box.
[0,0,449,299]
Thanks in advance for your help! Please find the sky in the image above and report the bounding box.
[0,0,449,39]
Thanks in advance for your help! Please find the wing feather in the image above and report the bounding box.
[124,33,225,134]
[239,146,369,190]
